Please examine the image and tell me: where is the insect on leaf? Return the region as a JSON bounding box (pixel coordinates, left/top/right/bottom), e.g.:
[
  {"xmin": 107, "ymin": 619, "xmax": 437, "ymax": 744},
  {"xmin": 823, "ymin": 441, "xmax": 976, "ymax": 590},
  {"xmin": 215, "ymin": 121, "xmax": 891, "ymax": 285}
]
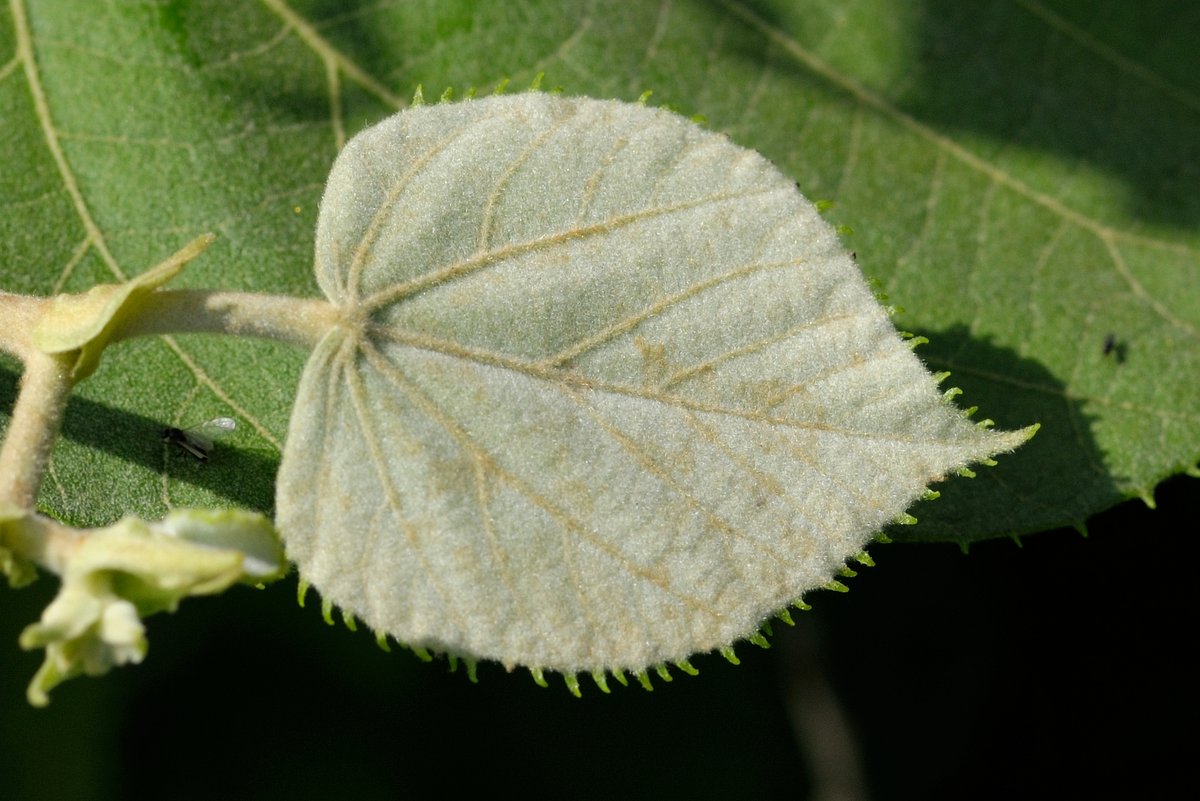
[
  {"xmin": 162, "ymin": 417, "xmax": 237, "ymax": 462},
  {"xmin": 276, "ymin": 92, "xmax": 1034, "ymax": 676}
]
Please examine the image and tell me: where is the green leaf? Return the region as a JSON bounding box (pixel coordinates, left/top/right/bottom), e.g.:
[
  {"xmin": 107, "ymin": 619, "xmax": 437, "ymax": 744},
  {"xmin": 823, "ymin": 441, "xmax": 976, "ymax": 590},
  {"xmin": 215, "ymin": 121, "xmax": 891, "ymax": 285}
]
[
  {"xmin": 1, "ymin": 1, "xmax": 1196, "ymax": 548},
  {"xmin": 277, "ymin": 93, "xmax": 1030, "ymax": 672}
]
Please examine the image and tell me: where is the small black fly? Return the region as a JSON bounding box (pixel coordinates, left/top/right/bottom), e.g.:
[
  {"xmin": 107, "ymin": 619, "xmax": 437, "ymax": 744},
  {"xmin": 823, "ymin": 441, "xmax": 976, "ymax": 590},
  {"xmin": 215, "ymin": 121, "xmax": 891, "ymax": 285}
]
[
  {"xmin": 1102, "ymin": 333, "xmax": 1127, "ymax": 364},
  {"xmin": 162, "ymin": 417, "xmax": 236, "ymax": 462}
]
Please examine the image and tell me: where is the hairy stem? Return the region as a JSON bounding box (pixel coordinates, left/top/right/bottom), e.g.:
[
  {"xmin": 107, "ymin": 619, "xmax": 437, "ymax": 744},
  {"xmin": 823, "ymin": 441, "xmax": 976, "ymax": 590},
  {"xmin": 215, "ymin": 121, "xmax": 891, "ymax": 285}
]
[
  {"xmin": 0, "ymin": 349, "xmax": 73, "ymax": 509},
  {"xmin": 0, "ymin": 291, "xmax": 45, "ymax": 361},
  {"xmin": 0, "ymin": 283, "xmax": 335, "ymax": 519},
  {"xmin": 118, "ymin": 290, "xmax": 339, "ymax": 350}
]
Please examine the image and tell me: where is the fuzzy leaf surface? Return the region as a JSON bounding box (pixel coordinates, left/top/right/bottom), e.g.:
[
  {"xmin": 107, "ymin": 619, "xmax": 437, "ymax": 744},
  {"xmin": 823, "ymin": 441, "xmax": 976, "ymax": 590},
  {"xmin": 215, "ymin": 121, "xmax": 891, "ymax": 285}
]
[{"xmin": 276, "ymin": 93, "xmax": 1030, "ymax": 670}]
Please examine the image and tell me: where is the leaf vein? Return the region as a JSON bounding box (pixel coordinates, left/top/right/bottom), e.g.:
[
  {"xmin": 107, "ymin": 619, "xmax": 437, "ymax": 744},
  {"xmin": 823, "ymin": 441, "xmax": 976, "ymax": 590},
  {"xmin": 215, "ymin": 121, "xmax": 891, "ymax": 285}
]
[
  {"xmin": 344, "ymin": 114, "xmax": 498, "ymax": 302},
  {"xmin": 659, "ymin": 309, "xmax": 866, "ymax": 391},
  {"xmin": 562, "ymin": 384, "xmax": 792, "ymax": 574},
  {"xmin": 478, "ymin": 104, "xmax": 580, "ymax": 253},
  {"xmin": 575, "ymin": 130, "xmax": 632, "ymax": 224},
  {"xmin": 369, "ymin": 325, "xmax": 986, "ymax": 445},
  {"xmin": 357, "ymin": 340, "xmax": 604, "ymax": 647},
  {"xmin": 361, "ymin": 184, "xmax": 788, "ymax": 312},
  {"xmin": 1015, "ymin": 0, "xmax": 1200, "ymax": 113},
  {"xmin": 717, "ymin": 0, "xmax": 1199, "ymax": 258},
  {"xmin": 348, "ymin": 337, "xmax": 471, "ymax": 635},
  {"xmin": 541, "ymin": 255, "xmax": 812, "ymax": 368},
  {"xmin": 359, "ymin": 339, "xmax": 727, "ymax": 630},
  {"xmin": 258, "ymin": 0, "xmax": 403, "ymax": 109},
  {"xmin": 291, "ymin": 332, "xmax": 344, "ymax": 583}
]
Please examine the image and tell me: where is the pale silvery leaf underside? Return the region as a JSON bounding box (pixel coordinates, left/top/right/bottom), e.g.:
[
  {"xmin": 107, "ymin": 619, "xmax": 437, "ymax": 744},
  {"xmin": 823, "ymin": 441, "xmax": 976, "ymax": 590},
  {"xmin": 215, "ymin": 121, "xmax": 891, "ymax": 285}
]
[{"xmin": 277, "ymin": 92, "xmax": 1032, "ymax": 675}]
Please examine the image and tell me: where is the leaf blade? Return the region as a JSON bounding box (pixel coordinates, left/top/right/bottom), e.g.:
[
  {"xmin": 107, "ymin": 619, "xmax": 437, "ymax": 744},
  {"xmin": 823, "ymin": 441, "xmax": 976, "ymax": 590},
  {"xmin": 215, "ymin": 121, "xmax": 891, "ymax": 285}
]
[{"xmin": 278, "ymin": 93, "xmax": 1030, "ymax": 671}]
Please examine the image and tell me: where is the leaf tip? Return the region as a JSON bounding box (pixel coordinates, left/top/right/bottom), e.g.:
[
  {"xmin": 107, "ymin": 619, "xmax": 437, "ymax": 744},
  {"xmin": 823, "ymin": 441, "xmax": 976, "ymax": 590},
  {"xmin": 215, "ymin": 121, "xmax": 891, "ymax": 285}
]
[
  {"xmin": 903, "ymin": 334, "xmax": 929, "ymax": 350},
  {"xmin": 529, "ymin": 666, "xmax": 549, "ymax": 688},
  {"xmin": 747, "ymin": 631, "xmax": 771, "ymax": 650},
  {"xmin": 1137, "ymin": 488, "xmax": 1157, "ymax": 510}
]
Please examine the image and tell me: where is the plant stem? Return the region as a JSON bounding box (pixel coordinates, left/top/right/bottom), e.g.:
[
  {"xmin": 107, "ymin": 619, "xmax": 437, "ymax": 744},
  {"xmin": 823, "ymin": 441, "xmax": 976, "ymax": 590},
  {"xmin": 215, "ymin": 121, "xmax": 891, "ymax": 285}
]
[
  {"xmin": 0, "ymin": 284, "xmax": 336, "ymax": 517},
  {"xmin": 116, "ymin": 290, "xmax": 339, "ymax": 350},
  {"xmin": 0, "ymin": 349, "xmax": 73, "ymax": 510},
  {"xmin": 0, "ymin": 291, "xmax": 45, "ymax": 361}
]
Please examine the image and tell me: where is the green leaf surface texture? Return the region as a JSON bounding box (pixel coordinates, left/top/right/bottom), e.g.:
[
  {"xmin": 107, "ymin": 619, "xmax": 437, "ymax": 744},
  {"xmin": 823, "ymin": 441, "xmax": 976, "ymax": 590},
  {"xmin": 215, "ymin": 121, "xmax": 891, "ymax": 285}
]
[
  {"xmin": 278, "ymin": 93, "xmax": 1028, "ymax": 671},
  {"xmin": 1, "ymin": 1, "xmax": 1197, "ymax": 548}
]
